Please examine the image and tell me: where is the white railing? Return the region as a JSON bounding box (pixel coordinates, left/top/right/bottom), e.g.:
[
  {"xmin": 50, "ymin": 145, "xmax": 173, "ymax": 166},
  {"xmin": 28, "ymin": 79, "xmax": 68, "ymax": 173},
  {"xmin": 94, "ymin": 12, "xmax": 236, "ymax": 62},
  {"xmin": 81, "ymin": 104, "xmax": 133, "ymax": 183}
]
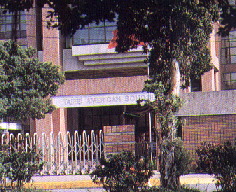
[{"xmin": 0, "ymin": 130, "xmax": 104, "ymax": 175}]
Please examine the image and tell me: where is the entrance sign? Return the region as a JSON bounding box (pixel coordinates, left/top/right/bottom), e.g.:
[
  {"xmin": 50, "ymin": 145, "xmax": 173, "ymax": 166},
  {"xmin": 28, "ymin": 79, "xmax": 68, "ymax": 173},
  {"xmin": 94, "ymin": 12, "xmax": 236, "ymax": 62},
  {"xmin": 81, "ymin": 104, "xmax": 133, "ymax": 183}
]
[{"xmin": 52, "ymin": 92, "xmax": 155, "ymax": 108}]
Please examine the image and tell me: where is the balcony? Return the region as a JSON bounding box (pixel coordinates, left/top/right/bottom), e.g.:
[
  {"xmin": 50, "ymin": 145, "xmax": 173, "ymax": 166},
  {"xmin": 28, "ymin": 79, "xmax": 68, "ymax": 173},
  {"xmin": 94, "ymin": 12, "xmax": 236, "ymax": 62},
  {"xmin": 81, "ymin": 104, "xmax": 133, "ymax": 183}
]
[
  {"xmin": 63, "ymin": 44, "xmax": 148, "ymax": 79},
  {"xmin": 71, "ymin": 44, "xmax": 146, "ymax": 65}
]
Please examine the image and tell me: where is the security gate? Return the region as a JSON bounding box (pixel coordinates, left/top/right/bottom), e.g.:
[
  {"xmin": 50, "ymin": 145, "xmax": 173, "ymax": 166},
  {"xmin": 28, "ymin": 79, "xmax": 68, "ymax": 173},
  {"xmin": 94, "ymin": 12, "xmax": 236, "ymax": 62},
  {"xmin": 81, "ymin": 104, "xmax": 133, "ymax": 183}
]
[
  {"xmin": 0, "ymin": 130, "xmax": 103, "ymax": 175},
  {"xmin": 0, "ymin": 130, "xmax": 157, "ymax": 175}
]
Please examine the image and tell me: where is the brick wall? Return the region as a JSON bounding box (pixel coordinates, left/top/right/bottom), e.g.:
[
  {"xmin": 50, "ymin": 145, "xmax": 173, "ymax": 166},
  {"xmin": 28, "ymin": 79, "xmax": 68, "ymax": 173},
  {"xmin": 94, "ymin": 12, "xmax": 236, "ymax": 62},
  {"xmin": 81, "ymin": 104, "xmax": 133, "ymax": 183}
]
[
  {"xmin": 103, "ymin": 125, "xmax": 135, "ymax": 155},
  {"xmin": 57, "ymin": 76, "xmax": 147, "ymax": 96},
  {"xmin": 182, "ymin": 114, "xmax": 236, "ymax": 159}
]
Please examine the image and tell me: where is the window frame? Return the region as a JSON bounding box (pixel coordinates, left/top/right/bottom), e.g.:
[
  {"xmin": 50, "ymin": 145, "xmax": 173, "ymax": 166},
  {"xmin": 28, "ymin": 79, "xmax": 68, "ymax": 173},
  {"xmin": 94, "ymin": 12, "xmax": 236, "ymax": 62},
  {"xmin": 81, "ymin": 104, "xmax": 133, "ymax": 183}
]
[
  {"xmin": 0, "ymin": 9, "xmax": 27, "ymax": 39},
  {"xmin": 72, "ymin": 20, "xmax": 117, "ymax": 46},
  {"xmin": 223, "ymin": 72, "xmax": 236, "ymax": 89}
]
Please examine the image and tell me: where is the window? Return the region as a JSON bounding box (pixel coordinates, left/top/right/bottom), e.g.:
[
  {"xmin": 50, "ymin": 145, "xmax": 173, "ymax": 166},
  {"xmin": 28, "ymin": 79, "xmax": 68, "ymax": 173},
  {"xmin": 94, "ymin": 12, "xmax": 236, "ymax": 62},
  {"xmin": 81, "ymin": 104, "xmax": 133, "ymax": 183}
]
[
  {"xmin": 72, "ymin": 21, "xmax": 116, "ymax": 45},
  {"xmin": 0, "ymin": 10, "xmax": 26, "ymax": 40},
  {"xmin": 229, "ymin": 0, "xmax": 236, "ymax": 5},
  {"xmin": 191, "ymin": 78, "xmax": 202, "ymax": 92},
  {"xmin": 221, "ymin": 30, "xmax": 236, "ymax": 65},
  {"xmin": 223, "ymin": 72, "xmax": 236, "ymax": 89},
  {"xmin": 78, "ymin": 106, "xmax": 123, "ymax": 131}
]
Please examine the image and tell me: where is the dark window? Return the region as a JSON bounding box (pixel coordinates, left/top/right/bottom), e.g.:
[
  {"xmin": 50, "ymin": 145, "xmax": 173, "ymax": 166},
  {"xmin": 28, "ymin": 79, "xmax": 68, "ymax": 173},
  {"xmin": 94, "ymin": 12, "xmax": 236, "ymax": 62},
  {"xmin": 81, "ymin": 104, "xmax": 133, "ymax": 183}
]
[
  {"xmin": 72, "ymin": 21, "xmax": 116, "ymax": 45},
  {"xmin": 221, "ymin": 30, "xmax": 236, "ymax": 65},
  {"xmin": 0, "ymin": 9, "xmax": 26, "ymax": 40},
  {"xmin": 36, "ymin": 4, "xmax": 43, "ymax": 51},
  {"xmin": 223, "ymin": 72, "xmax": 236, "ymax": 89},
  {"xmin": 176, "ymin": 117, "xmax": 182, "ymax": 138},
  {"xmin": 78, "ymin": 106, "xmax": 123, "ymax": 131},
  {"xmin": 76, "ymin": 105, "xmax": 149, "ymax": 132},
  {"xmin": 191, "ymin": 78, "xmax": 202, "ymax": 92}
]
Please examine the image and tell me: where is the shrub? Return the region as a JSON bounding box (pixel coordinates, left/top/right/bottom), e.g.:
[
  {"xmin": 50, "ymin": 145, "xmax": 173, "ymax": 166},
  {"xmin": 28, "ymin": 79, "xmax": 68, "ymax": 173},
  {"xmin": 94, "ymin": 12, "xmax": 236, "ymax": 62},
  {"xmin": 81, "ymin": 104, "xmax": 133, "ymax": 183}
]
[
  {"xmin": 172, "ymin": 138, "xmax": 192, "ymax": 176},
  {"xmin": 90, "ymin": 151, "xmax": 154, "ymax": 192},
  {"xmin": 196, "ymin": 141, "xmax": 236, "ymax": 192},
  {"xmin": 0, "ymin": 143, "xmax": 43, "ymax": 190}
]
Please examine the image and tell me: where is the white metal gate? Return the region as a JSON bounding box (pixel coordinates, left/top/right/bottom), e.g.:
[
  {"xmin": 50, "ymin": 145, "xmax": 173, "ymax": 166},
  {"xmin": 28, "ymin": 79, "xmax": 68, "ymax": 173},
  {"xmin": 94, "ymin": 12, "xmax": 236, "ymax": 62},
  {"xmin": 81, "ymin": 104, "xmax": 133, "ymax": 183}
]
[{"xmin": 0, "ymin": 130, "xmax": 104, "ymax": 175}]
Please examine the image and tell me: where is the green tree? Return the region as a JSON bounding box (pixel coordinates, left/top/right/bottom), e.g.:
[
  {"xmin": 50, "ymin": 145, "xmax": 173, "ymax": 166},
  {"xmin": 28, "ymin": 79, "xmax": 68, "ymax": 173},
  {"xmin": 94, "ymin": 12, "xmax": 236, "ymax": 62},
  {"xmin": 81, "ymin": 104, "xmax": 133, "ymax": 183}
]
[
  {"xmin": 45, "ymin": 0, "xmax": 232, "ymax": 190},
  {"xmin": 0, "ymin": 0, "xmax": 33, "ymax": 12},
  {"xmin": 0, "ymin": 41, "xmax": 64, "ymax": 121},
  {"xmin": 0, "ymin": 143, "xmax": 43, "ymax": 189},
  {"xmin": 196, "ymin": 141, "xmax": 236, "ymax": 192},
  {"xmin": 32, "ymin": 0, "xmax": 234, "ymax": 190},
  {"xmin": 0, "ymin": 1, "xmax": 235, "ymax": 37},
  {"xmin": 91, "ymin": 151, "xmax": 154, "ymax": 192}
]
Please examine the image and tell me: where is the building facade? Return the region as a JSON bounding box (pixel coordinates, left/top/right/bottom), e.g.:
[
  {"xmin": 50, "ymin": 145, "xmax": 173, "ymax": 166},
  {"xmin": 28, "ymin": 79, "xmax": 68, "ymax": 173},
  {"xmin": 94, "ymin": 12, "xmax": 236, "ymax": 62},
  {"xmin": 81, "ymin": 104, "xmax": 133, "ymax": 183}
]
[{"xmin": 0, "ymin": 3, "xmax": 236, "ymax": 159}]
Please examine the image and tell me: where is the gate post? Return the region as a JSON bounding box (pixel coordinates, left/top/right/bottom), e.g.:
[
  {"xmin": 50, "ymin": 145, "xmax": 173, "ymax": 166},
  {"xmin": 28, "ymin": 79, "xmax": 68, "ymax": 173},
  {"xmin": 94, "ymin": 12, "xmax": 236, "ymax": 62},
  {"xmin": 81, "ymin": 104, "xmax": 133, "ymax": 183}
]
[{"xmin": 103, "ymin": 125, "xmax": 135, "ymax": 156}]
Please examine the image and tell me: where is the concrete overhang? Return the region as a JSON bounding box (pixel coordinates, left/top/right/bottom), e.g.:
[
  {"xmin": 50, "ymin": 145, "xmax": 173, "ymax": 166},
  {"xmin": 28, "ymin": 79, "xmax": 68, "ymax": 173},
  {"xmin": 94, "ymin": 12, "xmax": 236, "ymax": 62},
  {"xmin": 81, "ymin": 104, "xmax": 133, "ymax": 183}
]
[
  {"xmin": 72, "ymin": 44, "xmax": 147, "ymax": 66},
  {"xmin": 177, "ymin": 90, "xmax": 236, "ymax": 116}
]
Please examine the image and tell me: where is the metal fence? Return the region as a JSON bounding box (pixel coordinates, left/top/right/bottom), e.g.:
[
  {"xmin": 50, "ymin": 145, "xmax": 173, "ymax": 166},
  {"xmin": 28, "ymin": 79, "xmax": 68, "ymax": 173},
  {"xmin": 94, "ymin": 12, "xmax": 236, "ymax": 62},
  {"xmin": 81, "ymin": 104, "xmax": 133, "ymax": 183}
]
[
  {"xmin": 0, "ymin": 130, "xmax": 104, "ymax": 175},
  {"xmin": 0, "ymin": 131, "xmax": 158, "ymax": 175}
]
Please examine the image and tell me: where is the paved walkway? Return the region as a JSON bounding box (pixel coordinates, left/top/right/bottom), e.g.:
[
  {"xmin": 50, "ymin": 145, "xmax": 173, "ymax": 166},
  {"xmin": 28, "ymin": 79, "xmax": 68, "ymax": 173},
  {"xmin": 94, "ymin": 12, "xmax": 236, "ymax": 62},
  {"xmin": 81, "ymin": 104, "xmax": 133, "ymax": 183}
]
[{"xmin": 24, "ymin": 173, "xmax": 218, "ymax": 192}]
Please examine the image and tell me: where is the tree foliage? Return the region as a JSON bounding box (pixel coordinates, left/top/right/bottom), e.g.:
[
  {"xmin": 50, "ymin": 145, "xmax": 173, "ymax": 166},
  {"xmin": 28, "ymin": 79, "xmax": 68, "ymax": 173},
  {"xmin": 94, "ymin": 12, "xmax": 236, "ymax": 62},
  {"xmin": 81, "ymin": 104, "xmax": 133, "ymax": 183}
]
[
  {"xmin": 196, "ymin": 141, "xmax": 236, "ymax": 192},
  {"xmin": 4, "ymin": 0, "xmax": 229, "ymax": 90},
  {"xmin": 0, "ymin": 1, "xmax": 234, "ymax": 90},
  {"xmin": 0, "ymin": 141, "xmax": 43, "ymax": 189},
  {"xmin": 1, "ymin": 0, "xmax": 235, "ymax": 190},
  {"xmin": 91, "ymin": 151, "xmax": 154, "ymax": 192},
  {"xmin": 0, "ymin": 1, "xmax": 235, "ymax": 39},
  {"xmin": 0, "ymin": 0, "xmax": 33, "ymax": 12},
  {"xmin": 16, "ymin": 0, "xmax": 233, "ymax": 189},
  {"xmin": 0, "ymin": 41, "xmax": 64, "ymax": 121}
]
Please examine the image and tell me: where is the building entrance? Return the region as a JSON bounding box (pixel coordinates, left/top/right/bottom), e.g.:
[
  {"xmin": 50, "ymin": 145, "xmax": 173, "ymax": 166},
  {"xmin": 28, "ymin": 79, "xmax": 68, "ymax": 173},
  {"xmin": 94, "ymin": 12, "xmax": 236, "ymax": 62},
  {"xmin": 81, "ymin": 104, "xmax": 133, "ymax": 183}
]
[{"xmin": 67, "ymin": 105, "xmax": 153, "ymax": 142}]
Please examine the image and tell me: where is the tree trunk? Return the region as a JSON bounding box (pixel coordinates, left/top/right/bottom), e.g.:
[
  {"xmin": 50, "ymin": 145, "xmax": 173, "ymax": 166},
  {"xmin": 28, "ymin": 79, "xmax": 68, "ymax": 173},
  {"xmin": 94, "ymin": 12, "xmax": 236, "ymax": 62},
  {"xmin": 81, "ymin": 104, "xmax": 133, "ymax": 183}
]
[
  {"xmin": 169, "ymin": 59, "xmax": 181, "ymax": 97},
  {"xmin": 159, "ymin": 129, "xmax": 181, "ymax": 190},
  {"xmin": 159, "ymin": 59, "xmax": 181, "ymax": 190}
]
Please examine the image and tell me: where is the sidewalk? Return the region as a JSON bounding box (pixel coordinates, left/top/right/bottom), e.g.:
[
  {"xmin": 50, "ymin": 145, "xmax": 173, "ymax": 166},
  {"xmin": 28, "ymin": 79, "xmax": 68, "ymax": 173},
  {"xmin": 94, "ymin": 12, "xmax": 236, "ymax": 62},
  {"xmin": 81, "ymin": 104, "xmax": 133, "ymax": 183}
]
[
  {"xmin": 26, "ymin": 175, "xmax": 101, "ymax": 190},
  {"xmin": 24, "ymin": 173, "xmax": 217, "ymax": 191}
]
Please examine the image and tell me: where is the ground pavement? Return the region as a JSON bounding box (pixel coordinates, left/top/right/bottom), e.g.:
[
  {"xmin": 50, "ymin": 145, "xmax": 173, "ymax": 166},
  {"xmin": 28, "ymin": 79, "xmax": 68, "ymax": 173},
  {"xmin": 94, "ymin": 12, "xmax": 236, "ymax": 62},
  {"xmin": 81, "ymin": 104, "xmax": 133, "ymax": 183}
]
[{"xmin": 25, "ymin": 173, "xmax": 218, "ymax": 192}]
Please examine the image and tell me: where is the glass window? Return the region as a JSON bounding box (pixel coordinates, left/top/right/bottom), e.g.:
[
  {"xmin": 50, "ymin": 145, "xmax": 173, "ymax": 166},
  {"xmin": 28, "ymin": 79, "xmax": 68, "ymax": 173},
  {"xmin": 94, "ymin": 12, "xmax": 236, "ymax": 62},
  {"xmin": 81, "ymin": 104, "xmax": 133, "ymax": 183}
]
[
  {"xmin": 72, "ymin": 20, "xmax": 116, "ymax": 45},
  {"xmin": 78, "ymin": 106, "xmax": 123, "ymax": 131},
  {"xmin": 0, "ymin": 9, "xmax": 26, "ymax": 39},
  {"xmin": 223, "ymin": 72, "xmax": 236, "ymax": 89},
  {"xmin": 224, "ymin": 73, "xmax": 230, "ymax": 81},
  {"xmin": 231, "ymin": 55, "xmax": 236, "ymax": 63},
  {"xmin": 191, "ymin": 78, "xmax": 202, "ymax": 92},
  {"xmin": 231, "ymin": 72, "xmax": 236, "ymax": 80},
  {"xmin": 221, "ymin": 30, "xmax": 236, "ymax": 64}
]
